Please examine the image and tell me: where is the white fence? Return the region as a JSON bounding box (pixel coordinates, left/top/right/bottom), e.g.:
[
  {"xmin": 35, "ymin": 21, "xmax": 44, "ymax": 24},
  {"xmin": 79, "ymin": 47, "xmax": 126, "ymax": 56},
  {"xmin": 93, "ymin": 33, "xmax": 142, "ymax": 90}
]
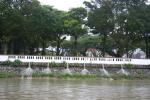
[{"xmin": 0, "ymin": 55, "xmax": 150, "ymax": 65}]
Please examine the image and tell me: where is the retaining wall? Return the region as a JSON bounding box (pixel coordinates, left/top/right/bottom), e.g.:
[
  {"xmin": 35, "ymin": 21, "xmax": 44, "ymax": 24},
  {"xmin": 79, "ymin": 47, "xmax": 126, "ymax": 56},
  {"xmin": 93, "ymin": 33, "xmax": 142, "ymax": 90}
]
[{"xmin": 0, "ymin": 64, "xmax": 150, "ymax": 76}]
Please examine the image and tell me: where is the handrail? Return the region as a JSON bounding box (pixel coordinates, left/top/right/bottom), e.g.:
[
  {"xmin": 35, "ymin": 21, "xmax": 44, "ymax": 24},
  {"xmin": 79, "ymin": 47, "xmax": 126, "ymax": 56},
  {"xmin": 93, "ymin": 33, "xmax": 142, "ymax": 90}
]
[{"xmin": 0, "ymin": 55, "xmax": 149, "ymax": 65}]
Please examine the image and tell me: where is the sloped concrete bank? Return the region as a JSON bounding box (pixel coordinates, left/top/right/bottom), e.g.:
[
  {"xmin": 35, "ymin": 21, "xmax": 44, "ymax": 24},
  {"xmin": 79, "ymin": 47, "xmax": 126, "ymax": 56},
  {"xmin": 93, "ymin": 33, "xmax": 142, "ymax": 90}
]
[{"xmin": 0, "ymin": 64, "xmax": 150, "ymax": 76}]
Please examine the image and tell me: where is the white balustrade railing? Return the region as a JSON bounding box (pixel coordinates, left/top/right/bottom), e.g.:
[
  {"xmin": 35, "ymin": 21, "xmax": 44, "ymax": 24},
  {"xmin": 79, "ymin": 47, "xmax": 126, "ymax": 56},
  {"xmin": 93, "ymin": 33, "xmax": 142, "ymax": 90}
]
[{"xmin": 0, "ymin": 55, "xmax": 150, "ymax": 65}]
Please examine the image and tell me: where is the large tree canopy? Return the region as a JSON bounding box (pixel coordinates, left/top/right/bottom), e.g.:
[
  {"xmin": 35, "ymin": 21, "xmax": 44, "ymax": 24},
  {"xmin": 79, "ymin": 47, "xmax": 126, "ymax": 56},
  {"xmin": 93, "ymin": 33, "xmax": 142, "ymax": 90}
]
[
  {"xmin": 0, "ymin": 0, "xmax": 149, "ymax": 58},
  {"xmin": 84, "ymin": 0, "xmax": 150, "ymax": 58}
]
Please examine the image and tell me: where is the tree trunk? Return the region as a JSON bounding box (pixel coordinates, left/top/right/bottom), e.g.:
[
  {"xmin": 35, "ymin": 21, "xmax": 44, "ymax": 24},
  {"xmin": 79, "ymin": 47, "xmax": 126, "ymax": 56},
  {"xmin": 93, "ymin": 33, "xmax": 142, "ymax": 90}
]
[
  {"xmin": 42, "ymin": 41, "xmax": 46, "ymax": 55},
  {"xmin": 144, "ymin": 36, "xmax": 149, "ymax": 58},
  {"xmin": 74, "ymin": 36, "xmax": 78, "ymax": 56},
  {"xmin": 74, "ymin": 36, "xmax": 78, "ymax": 49},
  {"xmin": 125, "ymin": 32, "xmax": 129, "ymax": 58},
  {"xmin": 3, "ymin": 43, "xmax": 8, "ymax": 54},
  {"xmin": 29, "ymin": 46, "xmax": 34, "ymax": 55},
  {"xmin": 126, "ymin": 45, "xmax": 129, "ymax": 58},
  {"xmin": 56, "ymin": 38, "xmax": 60, "ymax": 56},
  {"xmin": 22, "ymin": 41, "xmax": 26, "ymax": 55},
  {"xmin": 0, "ymin": 43, "xmax": 2, "ymax": 54},
  {"xmin": 23, "ymin": 45, "xmax": 26, "ymax": 55},
  {"xmin": 36, "ymin": 46, "xmax": 39, "ymax": 55},
  {"xmin": 10, "ymin": 42, "xmax": 14, "ymax": 54},
  {"xmin": 102, "ymin": 33, "xmax": 106, "ymax": 57}
]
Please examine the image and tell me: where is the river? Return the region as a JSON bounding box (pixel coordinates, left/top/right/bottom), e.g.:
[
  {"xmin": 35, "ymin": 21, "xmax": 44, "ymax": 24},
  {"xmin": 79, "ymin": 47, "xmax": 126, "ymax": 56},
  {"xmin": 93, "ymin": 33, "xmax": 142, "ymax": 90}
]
[{"xmin": 0, "ymin": 78, "xmax": 150, "ymax": 100}]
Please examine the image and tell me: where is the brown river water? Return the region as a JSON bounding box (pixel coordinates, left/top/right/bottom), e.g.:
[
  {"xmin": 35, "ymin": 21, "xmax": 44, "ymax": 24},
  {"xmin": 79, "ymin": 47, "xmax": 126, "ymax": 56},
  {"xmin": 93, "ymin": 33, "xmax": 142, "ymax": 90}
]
[{"xmin": 0, "ymin": 78, "xmax": 150, "ymax": 100}]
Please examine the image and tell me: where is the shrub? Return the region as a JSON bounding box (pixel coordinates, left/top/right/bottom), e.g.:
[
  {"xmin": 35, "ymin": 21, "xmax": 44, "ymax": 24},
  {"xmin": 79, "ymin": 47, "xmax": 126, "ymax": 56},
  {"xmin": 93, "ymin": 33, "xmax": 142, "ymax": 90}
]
[
  {"xmin": 74, "ymin": 63, "xmax": 80, "ymax": 67},
  {"xmin": 62, "ymin": 61, "xmax": 67, "ymax": 67},
  {"xmin": 50, "ymin": 62, "xmax": 57, "ymax": 67},
  {"xmin": 0, "ymin": 72, "xmax": 17, "ymax": 78},
  {"xmin": 12, "ymin": 59, "xmax": 22, "ymax": 67},
  {"xmin": 124, "ymin": 64, "xmax": 134, "ymax": 69},
  {"xmin": 1, "ymin": 60, "xmax": 12, "ymax": 66}
]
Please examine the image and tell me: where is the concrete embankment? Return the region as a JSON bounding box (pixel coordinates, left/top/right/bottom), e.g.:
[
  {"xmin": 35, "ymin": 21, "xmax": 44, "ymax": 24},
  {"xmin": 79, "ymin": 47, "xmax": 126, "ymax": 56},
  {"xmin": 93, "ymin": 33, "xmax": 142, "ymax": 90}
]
[{"xmin": 0, "ymin": 64, "xmax": 150, "ymax": 76}]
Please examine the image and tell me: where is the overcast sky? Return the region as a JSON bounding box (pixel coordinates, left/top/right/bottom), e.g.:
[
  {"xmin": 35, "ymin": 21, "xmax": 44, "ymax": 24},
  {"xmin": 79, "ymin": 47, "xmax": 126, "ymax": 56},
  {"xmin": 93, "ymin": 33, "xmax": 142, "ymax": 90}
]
[{"xmin": 38, "ymin": 0, "xmax": 90, "ymax": 11}]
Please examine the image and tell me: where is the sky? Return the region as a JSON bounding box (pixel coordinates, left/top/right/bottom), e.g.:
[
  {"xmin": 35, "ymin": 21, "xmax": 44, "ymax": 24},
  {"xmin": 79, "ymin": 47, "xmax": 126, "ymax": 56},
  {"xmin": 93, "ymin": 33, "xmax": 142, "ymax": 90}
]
[{"xmin": 38, "ymin": 0, "xmax": 90, "ymax": 11}]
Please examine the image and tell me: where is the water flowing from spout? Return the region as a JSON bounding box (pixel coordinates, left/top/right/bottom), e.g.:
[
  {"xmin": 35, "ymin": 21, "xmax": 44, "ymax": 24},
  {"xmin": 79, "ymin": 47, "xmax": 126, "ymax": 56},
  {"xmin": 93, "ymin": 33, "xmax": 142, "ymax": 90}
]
[
  {"xmin": 100, "ymin": 65, "xmax": 110, "ymax": 76},
  {"xmin": 117, "ymin": 65, "xmax": 129, "ymax": 75},
  {"xmin": 63, "ymin": 63, "xmax": 71, "ymax": 74},
  {"xmin": 81, "ymin": 63, "xmax": 89, "ymax": 75},
  {"xmin": 21, "ymin": 63, "xmax": 33, "ymax": 78},
  {"xmin": 43, "ymin": 63, "xmax": 51, "ymax": 74}
]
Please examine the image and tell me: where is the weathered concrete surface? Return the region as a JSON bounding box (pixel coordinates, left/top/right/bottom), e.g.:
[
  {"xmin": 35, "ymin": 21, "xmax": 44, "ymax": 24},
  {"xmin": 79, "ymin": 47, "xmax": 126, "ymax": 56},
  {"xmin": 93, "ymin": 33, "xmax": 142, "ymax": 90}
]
[{"xmin": 0, "ymin": 64, "xmax": 150, "ymax": 76}]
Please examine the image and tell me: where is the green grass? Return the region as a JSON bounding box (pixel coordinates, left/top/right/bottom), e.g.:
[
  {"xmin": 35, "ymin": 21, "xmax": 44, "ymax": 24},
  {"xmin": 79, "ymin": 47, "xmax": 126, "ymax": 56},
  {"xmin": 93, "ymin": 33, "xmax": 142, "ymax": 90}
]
[
  {"xmin": 0, "ymin": 72, "xmax": 18, "ymax": 78},
  {"xmin": 111, "ymin": 74, "xmax": 150, "ymax": 80},
  {"xmin": 1, "ymin": 71, "xmax": 150, "ymax": 80},
  {"xmin": 32, "ymin": 72, "xmax": 98, "ymax": 79},
  {"xmin": 32, "ymin": 73, "xmax": 55, "ymax": 77}
]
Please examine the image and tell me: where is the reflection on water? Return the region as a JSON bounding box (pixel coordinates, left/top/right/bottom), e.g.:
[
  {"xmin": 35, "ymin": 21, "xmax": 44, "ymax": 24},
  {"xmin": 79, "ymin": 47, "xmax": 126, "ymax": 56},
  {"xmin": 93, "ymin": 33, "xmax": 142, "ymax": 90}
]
[{"xmin": 0, "ymin": 79, "xmax": 150, "ymax": 100}]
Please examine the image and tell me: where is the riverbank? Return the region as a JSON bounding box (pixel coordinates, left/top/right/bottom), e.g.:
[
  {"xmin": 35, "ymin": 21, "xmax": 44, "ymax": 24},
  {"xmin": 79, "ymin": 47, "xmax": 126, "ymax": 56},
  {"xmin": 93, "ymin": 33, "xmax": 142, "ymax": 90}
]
[
  {"xmin": 0, "ymin": 63, "xmax": 150, "ymax": 80},
  {"xmin": 1, "ymin": 72, "xmax": 150, "ymax": 80}
]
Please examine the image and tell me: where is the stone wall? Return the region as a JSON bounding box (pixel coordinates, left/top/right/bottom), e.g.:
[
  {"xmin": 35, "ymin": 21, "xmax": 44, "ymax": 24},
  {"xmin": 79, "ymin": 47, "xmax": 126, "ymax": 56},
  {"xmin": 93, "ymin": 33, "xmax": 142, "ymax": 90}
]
[{"xmin": 0, "ymin": 64, "xmax": 150, "ymax": 76}]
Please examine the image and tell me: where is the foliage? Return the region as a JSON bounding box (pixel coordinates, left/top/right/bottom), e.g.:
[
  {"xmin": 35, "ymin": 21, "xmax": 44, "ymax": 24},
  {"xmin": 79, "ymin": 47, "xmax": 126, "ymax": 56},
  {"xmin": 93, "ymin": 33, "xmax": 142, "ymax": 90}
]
[
  {"xmin": 84, "ymin": 0, "xmax": 150, "ymax": 58},
  {"xmin": 123, "ymin": 64, "xmax": 134, "ymax": 69},
  {"xmin": 49, "ymin": 62, "xmax": 66, "ymax": 67},
  {"xmin": 64, "ymin": 7, "xmax": 87, "ymax": 55},
  {"xmin": 0, "ymin": 59, "xmax": 22, "ymax": 67},
  {"xmin": 84, "ymin": 0, "xmax": 114, "ymax": 57},
  {"xmin": 62, "ymin": 61, "xmax": 67, "ymax": 67},
  {"xmin": 49, "ymin": 62, "xmax": 57, "ymax": 67},
  {"xmin": 1, "ymin": 60, "xmax": 12, "ymax": 66},
  {"xmin": 0, "ymin": 0, "xmax": 150, "ymax": 58},
  {"xmin": 12, "ymin": 59, "xmax": 22, "ymax": 67},
  {"xmin": 63, "ymin": 34, "xmax": 101, "ymax": 56}
]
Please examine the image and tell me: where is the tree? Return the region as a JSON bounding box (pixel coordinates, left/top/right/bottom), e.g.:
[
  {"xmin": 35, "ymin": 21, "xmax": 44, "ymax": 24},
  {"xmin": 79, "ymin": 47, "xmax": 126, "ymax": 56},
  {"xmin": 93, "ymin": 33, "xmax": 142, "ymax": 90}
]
[
  {"xmin": 15, "ymin": 0, "xmax": 41, "ymax": 54},
  {"xmin": 111, "ymin": 0, "xmax": 149, "ymax": 58},
  {"xmin": 84, "ymin": 0, "xmax": 114, "ymax": 57},
  {"xmin": 84, "ymin": 0, "xmax": 149, "ymax": 58},
  {"xmin": 135, "ymin": 4, "xmax": 150, "ymax": 58},
  {"xmin": 0, "ymin": 0, "xmax": 22, "ymax": 54},
  {"xmin": 66, "ymin": 7, "xmax": 87, "ymax": 55},
  {"xmin": 52, "ymin": 10, "xmax": 67, "ymax": 56},
  {"xmin": 0, "ymin": 0, "xmax": 58, "ymax": 55},
  {"xmin": 62, "ymin": 34, "xmax": 101, "ymax": 56},
  {"xmin": 33, "ymin": 5, "xmax": 57, "ymax": 55}
]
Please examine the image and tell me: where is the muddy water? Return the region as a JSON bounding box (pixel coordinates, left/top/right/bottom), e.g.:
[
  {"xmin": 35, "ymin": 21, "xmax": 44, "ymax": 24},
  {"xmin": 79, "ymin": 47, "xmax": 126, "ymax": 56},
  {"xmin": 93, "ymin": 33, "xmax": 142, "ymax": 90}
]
[{"xmin": 0, "ymin": 79, "xmax": 150, "ymax": 100}]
